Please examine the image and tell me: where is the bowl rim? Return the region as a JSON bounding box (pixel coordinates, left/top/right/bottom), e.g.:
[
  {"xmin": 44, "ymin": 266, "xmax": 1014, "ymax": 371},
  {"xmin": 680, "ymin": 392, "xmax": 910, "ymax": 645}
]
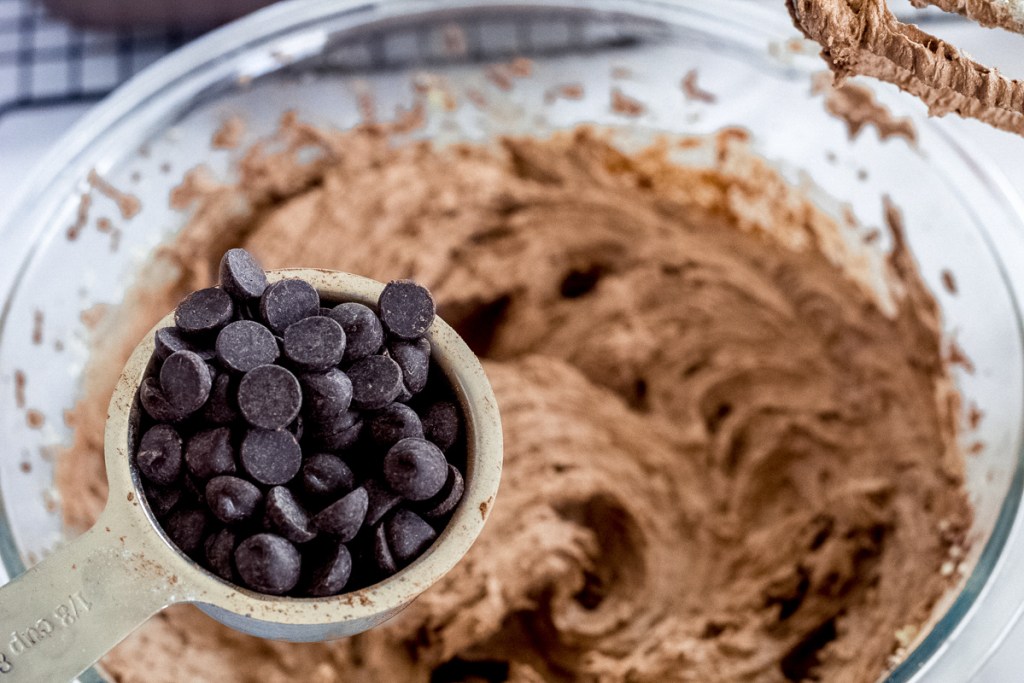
[{"xmin": 0, "ymin": 0, "xmax": 1021, "ymax": 680}]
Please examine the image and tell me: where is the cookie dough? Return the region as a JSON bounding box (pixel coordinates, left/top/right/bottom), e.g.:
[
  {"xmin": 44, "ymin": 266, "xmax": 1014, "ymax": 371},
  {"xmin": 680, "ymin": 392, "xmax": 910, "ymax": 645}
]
[
  {"xmin": 57, "ymin": 120, "xmax": 970, "ymax": 682},
  {"xmin": 788, "ymin": 0, "xmax": 1024, "ymax": 134},
  {"xmin": 911, "ymin": 0, "xmax": 1024, "ymax": 34}
]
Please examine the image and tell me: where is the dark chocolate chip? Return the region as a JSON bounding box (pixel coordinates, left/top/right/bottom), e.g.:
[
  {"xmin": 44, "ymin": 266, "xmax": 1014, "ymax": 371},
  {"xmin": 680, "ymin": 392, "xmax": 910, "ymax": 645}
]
[
  {"xmin": 420, "ymin": 465, "xmax": 465, "ymax": 520},
  {"xmin": 216, "ymin": 320, "xmax": 279, "ymax": 374},
  {"xmin": 264, "ymin": 486, "xmax": 317, "ymax": 544},
  {"xmin": 421, "ymin": 401, "xmax": 461, "ymax": 452},
  {"xmin": 175, "ymin": 287, "xmax": 235, "ymax": 336},
  {"xmin": 319, "ymin": 307, "xmax": 333, "ymax": 317},
  {"xmin": 301, "ymin": 453, "xmax": 355, "ymax": 499},
  {"xmin": 327, "ymin": 303, "xmax": 384, "ymax": 361},
  {"xmin": 140, "ymin": 377, "xmax": 186, "ymax": 422},
  {"xmin": 238, "ymin": 364, "xmax": 302, "ymax": 430},
  {"xmin": 308, "ymin": 543, "xmax": 352, "ymax": 597},
  {"xmin": 160, "ymin": 350, "xmax": 213, "ymax": 414},
  {"xmin": 389, "ymin": 338, "xmax": 430, "ymax": 394},
  {"xmin": 240, "ymin": 428, "xmax": 302, "ymax": 485},
  {"xmin": 185, "ymin": 427, "xmax": 237, "ymax": 480},
  {"xmin": 202, "ymin": 373, "xmax": 239, "ymax": 425},
  {"xmin": 348, "ymin": 355, "xmax": 403, "ymax": 410},
  {"xmin": 383, "ymin": 438, "xmax": 448, "ymax": 501},
  {"xmin": 300, "ymin": 369, "xmax": 353, "ymax": 425},
  {"xmin": 378, "ymin": 280, "xmax": 435, "ymax": 340},
  {"xmin": 368, "ymin": 403, "xmax": 424, "ymax": 449},
  {"xmin": 385, "ymin": 509, "xmax": 437, "ymax": 566},
  {"xmin": 363, "ymin": 478, "xmax": 402, "ymax": 528},
  {"xmin": 283, "ymin": 316, "xmax": 346, "ymax": 372},
  {"xmin": 206, "ymin": 476, "xmax": 262, "ymax": 524},
  {"xmin": 394, "ymin": 383, "xmax": 413, "ymax": 404},
  {"xmin": 373, "ymin": 524, "xmax": 398, "ymax": 575},
  {"xmin": 235, "ymin": 533, "xmax": 301, "ymax": 595},
  {"xmin": 313, "ymin": 487, "xmax": 368, "ymax": 542},
  {"xmin": 205, "ymin": 528, "xmax": 238, "ymax": 581},
  {"xmin": 154, "ymin": 327, "xmax": 196, "ymax": 361},
  {"xmin": 136, "ymin": 424, "xmax": 183, "ymax": 486},
  {"xmin": 219, "ymin": 249, "xmax": 269, "ymax": 301},
  {"xmin": 260, "ymin": 279, "xmax": 320, "ymax": 334},
  {"xmin": 165, "ymin": 507, "xmax": 209, "ymax": 556},
  {"xmin": 144, "ymin": 482, "xmax": 182, "ymax": 518},
  {"xmin": 308, "ymin": 413, "xmax": 363, "ymax": 452}
]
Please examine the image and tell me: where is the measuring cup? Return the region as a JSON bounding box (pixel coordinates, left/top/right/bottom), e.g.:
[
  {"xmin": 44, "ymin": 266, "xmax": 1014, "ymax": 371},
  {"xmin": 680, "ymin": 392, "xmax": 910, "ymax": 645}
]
[{"xmin": 0, "ymin": 269, "xmax": 503, "ymax": 682}]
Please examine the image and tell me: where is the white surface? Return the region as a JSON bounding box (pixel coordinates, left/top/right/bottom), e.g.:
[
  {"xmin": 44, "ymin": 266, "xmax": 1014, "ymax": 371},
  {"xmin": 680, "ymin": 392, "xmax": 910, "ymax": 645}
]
[{"xmin": 2, "ymin": 3, "xmax": 1024, "ymax": 681}]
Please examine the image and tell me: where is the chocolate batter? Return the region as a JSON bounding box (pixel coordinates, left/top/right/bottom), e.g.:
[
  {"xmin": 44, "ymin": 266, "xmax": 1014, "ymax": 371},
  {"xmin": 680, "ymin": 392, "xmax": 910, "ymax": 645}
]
[{"xmin": 56, "ymin": 119, "xmax": 970, "ymax": 682}]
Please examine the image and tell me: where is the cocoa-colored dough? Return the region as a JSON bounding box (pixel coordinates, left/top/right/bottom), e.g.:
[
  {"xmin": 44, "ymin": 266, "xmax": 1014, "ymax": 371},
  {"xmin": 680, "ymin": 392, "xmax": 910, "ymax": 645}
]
[
  {"xmin": 911, "ymin": 0, "xmax": 1024, "ymax": 34},
  {"xmin": 787, "ymin": 0, "xmax": 1024, "ymax": 135},
  {"xmin": 812, "ymin": 72, "xmax": 918, "ymax": 145},
  {"xmin": 56, "ymin": 120, "xmax": 970, "ymax": 682}
]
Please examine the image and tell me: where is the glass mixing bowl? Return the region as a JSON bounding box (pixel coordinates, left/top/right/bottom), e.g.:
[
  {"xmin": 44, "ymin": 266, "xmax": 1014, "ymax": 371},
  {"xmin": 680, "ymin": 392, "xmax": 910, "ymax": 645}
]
[{"xmin": 1, "ymin": 1, "xmax": 1024, "ymax": 681}]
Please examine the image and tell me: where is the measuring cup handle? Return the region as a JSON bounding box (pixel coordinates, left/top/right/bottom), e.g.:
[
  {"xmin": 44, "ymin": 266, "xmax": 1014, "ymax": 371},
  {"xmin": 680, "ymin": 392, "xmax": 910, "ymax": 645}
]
[{"xmin": 0, "ymin": 509, "xmax": 174, "ymax": 682}]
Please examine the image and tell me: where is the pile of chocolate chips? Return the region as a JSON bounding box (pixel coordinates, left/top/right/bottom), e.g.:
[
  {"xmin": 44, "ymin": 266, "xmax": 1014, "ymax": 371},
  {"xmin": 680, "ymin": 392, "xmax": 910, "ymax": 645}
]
[{"xmin": 133, "ymin": 248, "xmax": 465, "ymax": 597}]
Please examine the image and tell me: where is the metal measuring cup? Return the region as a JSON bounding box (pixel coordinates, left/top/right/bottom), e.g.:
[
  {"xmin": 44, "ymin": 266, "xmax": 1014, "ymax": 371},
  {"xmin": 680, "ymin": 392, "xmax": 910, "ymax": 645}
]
[{"xmin": 0, "ymin": 269, "xmax": 503, "ymax": 682}]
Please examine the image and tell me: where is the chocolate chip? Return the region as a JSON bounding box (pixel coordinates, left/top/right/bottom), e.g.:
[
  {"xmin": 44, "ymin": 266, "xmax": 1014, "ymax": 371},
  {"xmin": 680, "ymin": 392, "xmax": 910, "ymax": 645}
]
[
  {"xmin": 313, "ymin": 487, "xmax": 368, "ymax": 542},
  {"xmin": 327, "ymin": 303, "xmax": 383, "ymax": 361},
  {"xmin": 383, "ymin": 438, "xmax": 448, "ymax": 501},
  {"xmin": 185, "ymin": 427, "xmax": 236, "ymax": 480},
  {"xmin": 154, "ymin": 327, "xmax": 196, "ymax": 361},
  {"xmin": 206, "ymin": 476, "xmax": 262, "ymax": 524},
  {"xmin": 348, "ymin": 355, "xmax": 403, "ymax": 410},
  {"xmin": 378, "ymin": 280, "xmax": 435, "ymax": 340},
  {"xmin": 144, "ymin": 482, "xmax": 182, "ymax": 518},
  {"xmin": 216, "ymin": 320, "xmax": 279, "ymax": 373},
  {"xmin": 205, "ymin": 528, "xmax": 238, "ymax": 581},
  {"xmin": 373, "ymin": 524, "xmax": 398, "ymax": 575},
  {"xmin": 160, "ymin": 350, "xmax": 213, "ymax": 415},
  {"xmin": 368, "ymin": 403, "xmax": 424, "ymax": 449},
  {"xmin": 385, "ymin": 509, "xmax": 437, "ymax": 566},
  {"xmin": 264, "ymin": 486, "xmax": 317, "ymax": 543},
  {"xmin": 301, "ymin": 453, "xmax": 355, "ymax": 499},
  {"xmin": 394, "ymin": 383, "xmax": 413, "ymax": 404},
  {"xmin": 283, "ymin": 316, "xmax": 346, "ymax": 371},
  {"xmin": 308, "ymin": 413, "xmax": 363, "ymax": 452},
  {"xmin": 420, "ymin": 465, "xmax": 465, "ymax": 520},
  {"xmin": 202, "ymin": 373, "xmax": 239, "ymax": 425},
  {"xmin": 140, "ymin": 377, "xmax": 186, "ymax": 422},
  {"xmin": 175, "ymin": 287, "xmax": 235, "ymax": 337},
  {"xmin": 136, "ymin": 424, "xmax": 183, "ymax": 486},
  {"xmin": 240, "ymin": 428, "xmax": 302, "ymax": 485},
  {"xmin": 300, "ymin": 369, "xmax": 353, "ymax": 425},
  {"xmin": 389, "ymin": 338, "xmax": 430, "ymax": 394},
  {"xmin": 421, "ymin": 401, "xmax": 461, "ymax": 452},
  {"xmin": 238, "ymin": 364, "xmax": 302, "ymax": 430},
  {"xmin": 308, "ymin": 543, "xmax": 353, "ymax": 597},
  {"xmin": 260, "ymin": 279, "xmax": 320, "ymax": 334},
  {"xmin": 220, "ymin": 248, "xmax": 269, "ymax": 301},
  {"xmin": 363, "ymin": 478, "xmax": 402, "ymax": 528},
  {"xmin": 165, "ymin": 507, "xmax": 209, "ymax": 556},
  {"xmin": 235, "ymin": 534, "xmax": 301, "ymax": 595}
]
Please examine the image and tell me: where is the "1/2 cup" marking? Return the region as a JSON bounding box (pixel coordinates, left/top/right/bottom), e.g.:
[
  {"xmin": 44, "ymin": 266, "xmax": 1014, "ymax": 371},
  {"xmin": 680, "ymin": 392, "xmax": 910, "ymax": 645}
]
[{"xmin": 0, "ymin": 591, "xmax": 92, "ymax": 674}]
